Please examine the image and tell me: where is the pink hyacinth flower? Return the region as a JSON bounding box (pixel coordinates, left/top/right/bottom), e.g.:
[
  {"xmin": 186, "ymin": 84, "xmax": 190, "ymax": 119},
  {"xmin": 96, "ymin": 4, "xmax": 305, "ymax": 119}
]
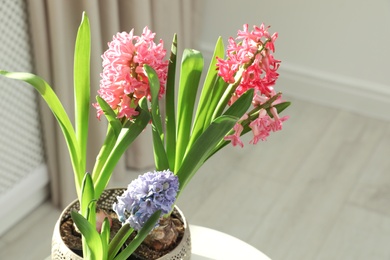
[
  {"xmin": 94, "ymin": 27, "xmax": 168, "ymax": 120},
  {"xmin": 216, "ymin": 24, "xmax": 280, "ymax": 106}
]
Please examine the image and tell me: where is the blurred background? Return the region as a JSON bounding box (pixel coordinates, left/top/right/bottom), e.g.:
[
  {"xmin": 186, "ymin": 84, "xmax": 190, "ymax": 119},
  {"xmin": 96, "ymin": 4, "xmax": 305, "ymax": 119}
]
[{"xmin": 0, "ymin": 0, "xmax": 389, "ymax": 259}]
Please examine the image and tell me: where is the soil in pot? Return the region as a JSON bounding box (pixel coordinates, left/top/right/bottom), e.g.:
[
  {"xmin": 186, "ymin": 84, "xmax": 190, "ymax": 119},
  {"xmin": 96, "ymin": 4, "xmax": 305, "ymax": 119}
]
[{"xmin": 60, "ymin": 207, "xmax": 185, "ymax": 260}]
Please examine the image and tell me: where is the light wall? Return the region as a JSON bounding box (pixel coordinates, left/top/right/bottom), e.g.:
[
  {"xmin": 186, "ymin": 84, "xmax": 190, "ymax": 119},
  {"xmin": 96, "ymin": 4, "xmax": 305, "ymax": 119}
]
[{"xmin": 193, "ymin": 0, "xmax": 390, "ymax": 120}]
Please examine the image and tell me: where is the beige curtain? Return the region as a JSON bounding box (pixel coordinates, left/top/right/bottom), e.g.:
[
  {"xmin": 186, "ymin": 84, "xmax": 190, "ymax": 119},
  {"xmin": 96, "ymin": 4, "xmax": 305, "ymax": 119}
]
[{"xmin": 27, "ymin": 0, "xmax": 194, "ymax": 209}]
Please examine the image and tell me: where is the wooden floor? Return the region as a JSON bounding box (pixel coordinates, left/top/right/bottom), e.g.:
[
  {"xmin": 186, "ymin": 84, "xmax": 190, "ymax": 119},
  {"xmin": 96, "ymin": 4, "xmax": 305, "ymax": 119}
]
[{"xmin": 2, "ymin": 95, "xmax": 390, "ymax": 259}]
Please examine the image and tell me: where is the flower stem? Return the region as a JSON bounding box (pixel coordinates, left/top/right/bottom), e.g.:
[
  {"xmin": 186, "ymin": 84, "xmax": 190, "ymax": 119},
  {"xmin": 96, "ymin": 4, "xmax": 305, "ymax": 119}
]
[
  {"xmin": 211, "ymin": 70, "xmax": 243, "ymax": 120},
  {"xmin": 91, "ymin": 125, "xmax": 117, "ymax": 183}
]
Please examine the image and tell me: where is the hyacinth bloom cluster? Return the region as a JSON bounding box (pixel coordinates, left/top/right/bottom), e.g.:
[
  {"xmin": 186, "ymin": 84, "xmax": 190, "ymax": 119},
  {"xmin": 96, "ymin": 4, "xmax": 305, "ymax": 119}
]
[
  {"xmin": 217, "ymin": 24, "xmax": 289, "ymax": 146},
  {"xmin": 113, "ymin": 170, "xmax": 179, "ymax": 231},
  {"xmin": 216, "ymin": 23, "xmax": 279, "ymax": 101},
  {"xmin": 94, "ymin": 27, "xmax": 169, "ymax": 119}
]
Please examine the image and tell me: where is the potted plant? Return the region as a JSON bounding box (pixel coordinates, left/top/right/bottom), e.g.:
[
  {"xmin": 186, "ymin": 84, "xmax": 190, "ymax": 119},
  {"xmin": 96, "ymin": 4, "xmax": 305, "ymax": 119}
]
[{"xmin": 0, "ymin": 11, "xmax": 290, "ymax": 260}]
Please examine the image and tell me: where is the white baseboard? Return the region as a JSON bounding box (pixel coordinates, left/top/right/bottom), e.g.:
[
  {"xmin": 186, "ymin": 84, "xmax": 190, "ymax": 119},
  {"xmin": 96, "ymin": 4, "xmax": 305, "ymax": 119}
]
[
  {"xmin": 278, "ymin": 62, "xmax": 390, "ymax": 122},
  {"xmin": 198, "ymin": 42, "xmax": 390, "ymax": 121},
  {"xmin": 0, "ymin": 164, "xmax": 49, "ymax": 236}
]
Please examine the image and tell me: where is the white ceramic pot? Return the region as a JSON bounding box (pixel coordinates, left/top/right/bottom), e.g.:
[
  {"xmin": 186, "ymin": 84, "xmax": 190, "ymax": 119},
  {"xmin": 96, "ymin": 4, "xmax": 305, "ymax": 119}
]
[{"xmin": 51, "ymin": 188, "xmax": 191, "ymax": 260}]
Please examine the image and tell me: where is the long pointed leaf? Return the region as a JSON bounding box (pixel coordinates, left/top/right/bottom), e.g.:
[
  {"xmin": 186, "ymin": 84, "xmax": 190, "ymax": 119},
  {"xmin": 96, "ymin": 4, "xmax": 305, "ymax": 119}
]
[
  {"xmin": 74, "ymin": 12, "xmax": 91, "ymax": 177},
  {"xmin": 0, "ymin": 71, "xmax": 82, "ymax": 194},
  {"xmin": 114, "ymin": 210, "xmax": 161, "ymax": 260},
  {"xmin": 198, "ymin": 37, "xmax": 224, "ymax": 104},
  {"xmin": 80, "ymin": 172, "xmax": 95, "ymax": 217},
  {"xmin": 101, "ymin": 218, "xmax": 111, "ymax": 259},
  {"xmin": 165, "ymin": 34, "xmax": 178, "ymax": 171},
  {"xmin": 96, "ymin": 96, "xmax": 122, "ymax": 138},
  {"xmin": 108, "ymin": 224, "xmax": 134, "ymax": 259},
  {"xmin": 223, "ymin": 89, "xmax": 254, "ymax": 117},
  {"xmin": 94, "ymin": 98, "xmax": 150, "ymax": 198},
  {"xmin": 176, "ymin": 115, "xmax": 237, "ymax": 194},
  {"xmin": 144, "ymin": 65, "xmax": 169, "ymax": 170},
  {"xmin": 190, "ymin": 37, "xmax": 224, "ymax": 147},
  {"xmin": 205, "ymin": 76, "xmax": 229, "ymax": 127},
  {"xmin": 205, "ymin": 89, "xmax": 254, "ymax": 159},
  {"xmin": 175, "ymin": 49, "xmax": 203, "ymax": 171},
  {"xmin": 79, "ymin": 172, "xmax": 96, "ymax": 259},
  {"xmin": 273, "ymin": 101, "xmax": 291, "ymax": 115},
  {"xmin": 92, "ymin": 96, "xmax": 122, "ymax": 183},
  {"xmin": 71, "ymin": 211, "xmax": 103, "ymax": 259},
  {"xmin": 151, "ymin": 126, "xmax": 170, "ymax": 171},
  {"xmin": 145, "ymin": 65, "xmax": 163, "ymax": 137},
  {"xmin": 187, "ymin": 81, "xmax": 252, "ymax": 166},
  {"xmin": 91, "ymin": 125, "xmax": 117, "ymax": 183}
]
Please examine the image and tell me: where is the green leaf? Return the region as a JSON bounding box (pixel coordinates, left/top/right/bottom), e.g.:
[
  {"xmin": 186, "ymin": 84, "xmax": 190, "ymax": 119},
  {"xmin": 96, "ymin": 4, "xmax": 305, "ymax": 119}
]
[
  {"xmin": 96, "ymin": 96, "xmax": 122, "ymax": 138},
  {"xmin": 74, "ymin": 12, "xmax": 91, "ymax": 181},
  {"xmin": 187, "ymin": 85, "xmax": 253, "ymax": 167},
  {"xmin": 144, "ymin": 65, "xmax": 163, "ymax": 138},
  {"xmin": 144, "ymin": 65, "xmax": 169, "ymax": 171},
  {"xmin": 199, "ymin": 37, "xmax": 224, "ymax": 105},
  {"xmin": 212, "ymin": 67, "xmax": 246, "ymax": 122},
  {"xmin": 190, "ymin": 37, "xmax": 225, "ymax": 147},
  {"xmin": 108, "ymin": 224, "xmax": 134, "ymax": 259},
  {"xmin": 274, "ymin": 101, "xmax": 291, "ymax": 115},
  {"xmin": 94, "ymin": 98, "xmax": 150, "ymax": 198},
  {"xmin": 176, "ymin": 115, "xmax": 237, "ymax": 194},
  {"xmin": 165, "ymin": 34, "xmax": 178, "ymax": 171},
  {"xmin": 151, "ymin": 126, "xmax": 170, "ymax": 171},
  {"xmin": 91, "ymin": 125, "xmax": 117, "ymax": 184},
  {"xmin": 80, "ymin": 172, "xmax": 95, "ymax": 217},
  {"xmin": 71, "ymin": 210, "xmax": 103, "ymax": 260},
  {"xmin": 205, "ymin": 77, "xmax": 229, "ymax": 124},
  {"xmin": 101, "ymin": 218, "xmax": 111, "ymax": 259},
  {"xmin": 206, "ymin": 89, "xmax": 255, "ymax": 158},
  {"xmin": 0, "ymin": 71, "xmax": 82, "ymax": 195},
  {"xmin": 114, "ymin": 210, "xmax": 161, "ymax": 260},
  {"xmin": 223, "ymin": 89, "xmax": 254, "ymax": 118},
  {"xmin": 175, "ymin": 49, "xmax": 204, "ymax": 171},
  {"xmin": 85, "ymin": 197, "xmax": 98, "ymax": 257}
]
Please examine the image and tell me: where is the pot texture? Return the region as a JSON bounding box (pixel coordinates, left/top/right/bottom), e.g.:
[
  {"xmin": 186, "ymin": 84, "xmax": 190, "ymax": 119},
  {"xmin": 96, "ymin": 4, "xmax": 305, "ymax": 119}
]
[{"xmin": 51, "ymin": 188, "xmax": 191, "ymax": 259}]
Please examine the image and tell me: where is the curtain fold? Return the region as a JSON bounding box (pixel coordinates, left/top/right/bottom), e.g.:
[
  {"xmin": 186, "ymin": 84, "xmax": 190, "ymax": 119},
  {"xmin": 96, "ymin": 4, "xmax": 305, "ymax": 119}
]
[{"xmin": 27, "ymin": 0, "xmax": 194, "ymax": 208}]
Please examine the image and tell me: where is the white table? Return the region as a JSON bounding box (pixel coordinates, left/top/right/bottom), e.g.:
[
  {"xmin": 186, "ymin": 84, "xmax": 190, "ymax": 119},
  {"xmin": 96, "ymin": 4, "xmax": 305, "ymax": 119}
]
[
  {"xmin": 47, "ymin": 225, "xmax": 271, "ymax": 259},
  {"xmin": 190, "ymin": 225, "xmax": 271, "ymax": 260}
]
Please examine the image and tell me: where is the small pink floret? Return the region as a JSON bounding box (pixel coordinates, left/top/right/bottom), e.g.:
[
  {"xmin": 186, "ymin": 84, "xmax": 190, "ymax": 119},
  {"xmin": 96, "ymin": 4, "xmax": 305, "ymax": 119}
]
[{"xmin": 224, "ymin": 123, "xmax": 245, "ymax": 148}]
